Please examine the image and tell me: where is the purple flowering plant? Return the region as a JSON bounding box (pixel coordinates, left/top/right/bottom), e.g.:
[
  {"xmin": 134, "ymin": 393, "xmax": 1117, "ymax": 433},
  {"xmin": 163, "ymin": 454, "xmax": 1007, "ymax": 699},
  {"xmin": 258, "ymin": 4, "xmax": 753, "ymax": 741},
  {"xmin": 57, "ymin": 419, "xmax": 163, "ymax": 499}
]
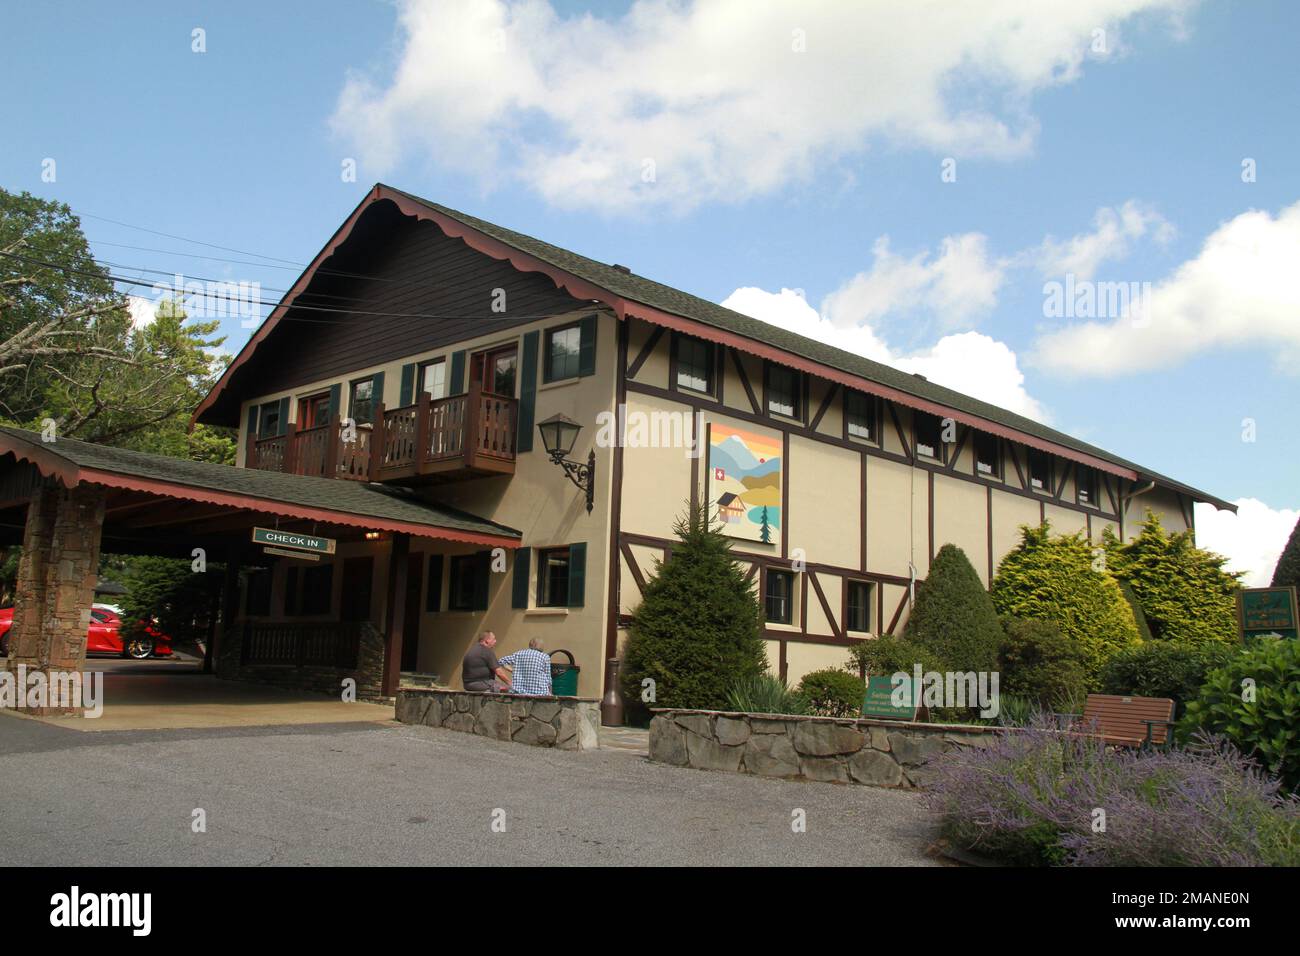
[{"xmin": 923, "ymin": 713, "xmax": 1300, "ymax": 866}]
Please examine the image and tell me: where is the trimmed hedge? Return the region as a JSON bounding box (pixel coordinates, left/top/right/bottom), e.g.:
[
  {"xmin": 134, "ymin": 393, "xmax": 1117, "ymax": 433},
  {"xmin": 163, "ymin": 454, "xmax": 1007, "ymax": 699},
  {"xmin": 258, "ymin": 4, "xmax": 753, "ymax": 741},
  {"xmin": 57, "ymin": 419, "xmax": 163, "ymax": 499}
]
[
  {"xmin": 903, "ymin": 543, "xmax": 1004, "ymax": 672},
  {"xmin": 1100, "ymin": 641, "xmax": 1235, "ymax": 718},
  {"xmin": 1103, "ymin": 513, "xmax": 1241, "ymax": 647},
  {"xmin": 998, "ymin": 617, "xmax": 1088, "ymax": 710},
  {"xmin": 991, "ymin": 523, "xmax": 1140, "ymax": 682},
  {"xmin": 847, "ymin": 632, "xmax": 945, "ymax": 680},
  {"xmin": 621, "ymin": 505, "xmax": 767, "ymax": 719},
  {"xmin": 1273, "ymin": 516, "xmax": 1300, "ymax": 591},
  {"xmin": 797, "ymin": 668, "xmax": 866, "ymax": 718}
]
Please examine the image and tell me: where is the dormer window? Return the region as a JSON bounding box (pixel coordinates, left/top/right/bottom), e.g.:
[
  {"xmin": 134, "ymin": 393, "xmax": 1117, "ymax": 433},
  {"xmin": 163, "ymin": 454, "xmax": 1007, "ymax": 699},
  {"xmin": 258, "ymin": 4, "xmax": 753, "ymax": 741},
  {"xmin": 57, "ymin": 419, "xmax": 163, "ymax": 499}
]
[
  {"xmin": 1077, "ymin": 466, "xmax": 1099, "ymax": 507},
  {"xmin": 845, "ymin": 390, "xmax": 877, "ymax": 442},
  {"xmin": 974, "ymin": 432, "xmax": 1001, "ymax": 478},
  {"xmin": 765, "ymin": 364, "xmax": 801, "ymax": 419},
  {"xmin": 915, "ymin": 413, "xmax": 942, "ymax": 461},
  {"xmin": 1028, "ymin": 449, "xmax": 1052, "ymax": 492},
  {"xmin": 675, "ymin": 335, "xmax": 716, "ymax": 395}
]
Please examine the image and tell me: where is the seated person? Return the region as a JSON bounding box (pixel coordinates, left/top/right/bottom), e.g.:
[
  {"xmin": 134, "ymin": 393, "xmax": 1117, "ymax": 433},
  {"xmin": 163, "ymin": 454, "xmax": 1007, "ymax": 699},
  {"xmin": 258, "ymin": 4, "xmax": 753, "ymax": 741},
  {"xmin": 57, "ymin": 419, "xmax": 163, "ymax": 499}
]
[
  {"xmin": 497, "ymin": 638, "xmax": 553, "ymax": 696},
  {"xmin": 461, "ymin": 631, "xmax": 507, "ymax": 692}
]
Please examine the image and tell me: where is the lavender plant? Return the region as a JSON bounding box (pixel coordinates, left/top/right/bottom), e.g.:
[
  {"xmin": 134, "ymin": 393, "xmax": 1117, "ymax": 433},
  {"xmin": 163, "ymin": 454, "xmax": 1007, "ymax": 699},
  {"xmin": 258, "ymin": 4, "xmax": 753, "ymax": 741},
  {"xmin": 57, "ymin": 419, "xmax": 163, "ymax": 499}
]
[{"xmin": 923, "ymin": 715, "xmax": 1300, "ymax": 866}]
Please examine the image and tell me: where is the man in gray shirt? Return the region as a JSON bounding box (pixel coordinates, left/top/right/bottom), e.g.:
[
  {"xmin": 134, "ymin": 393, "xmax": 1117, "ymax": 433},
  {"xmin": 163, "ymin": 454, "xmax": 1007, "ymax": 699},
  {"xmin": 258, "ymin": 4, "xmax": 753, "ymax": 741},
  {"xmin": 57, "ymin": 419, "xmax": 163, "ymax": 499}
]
[{"xmin": 462, "ymin": 631, "xmax": 506, "ymax": 692}]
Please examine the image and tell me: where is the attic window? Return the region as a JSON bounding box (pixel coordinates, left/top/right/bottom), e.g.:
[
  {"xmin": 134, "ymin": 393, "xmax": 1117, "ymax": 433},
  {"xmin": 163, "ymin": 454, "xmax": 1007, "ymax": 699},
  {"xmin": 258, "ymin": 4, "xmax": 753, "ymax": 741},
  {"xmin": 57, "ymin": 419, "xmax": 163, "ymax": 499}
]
[
  {"xmin": 1028, "ymin": 449, "xmax": 1052, "ymax": 491},
  {"xmin": 1077, "ymin": 466, "xmax": 1099, "ymax": 508},
  {"xmin": 974, "ymin": 432, "xmax": 1001, "ymax": 478},
  {"xmin": 915, "ymin": 413, "xmax": 942, "ymax": 461},
  {"xmin": 765, "ymin": 364, "xmax": 801, "ymax": 419}
]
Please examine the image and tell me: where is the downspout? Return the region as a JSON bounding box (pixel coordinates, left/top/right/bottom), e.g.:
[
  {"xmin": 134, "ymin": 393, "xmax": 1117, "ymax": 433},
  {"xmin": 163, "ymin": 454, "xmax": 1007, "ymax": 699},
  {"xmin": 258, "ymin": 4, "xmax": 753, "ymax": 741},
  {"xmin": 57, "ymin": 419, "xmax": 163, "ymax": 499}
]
[{"xmin": 1120, "ymin": 479, "xmax": 1157, "ymax": 541}]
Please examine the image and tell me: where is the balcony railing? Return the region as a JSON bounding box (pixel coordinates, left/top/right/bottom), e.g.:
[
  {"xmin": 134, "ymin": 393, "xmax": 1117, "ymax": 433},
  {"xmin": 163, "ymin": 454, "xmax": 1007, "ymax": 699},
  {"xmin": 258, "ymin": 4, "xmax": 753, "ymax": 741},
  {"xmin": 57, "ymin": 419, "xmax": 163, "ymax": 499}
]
[{"xmin": 246, "ymin": 381, "xmax": 517, "ymax": 484}]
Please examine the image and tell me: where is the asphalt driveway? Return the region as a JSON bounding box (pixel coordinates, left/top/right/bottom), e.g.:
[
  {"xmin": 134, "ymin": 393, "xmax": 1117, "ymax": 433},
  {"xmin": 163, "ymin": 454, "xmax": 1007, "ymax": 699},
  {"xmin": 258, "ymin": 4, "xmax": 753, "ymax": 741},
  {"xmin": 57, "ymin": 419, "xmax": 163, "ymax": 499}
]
[{"xmin": 0, "ymin": 716, "xmax": 941, "ymax": 866}]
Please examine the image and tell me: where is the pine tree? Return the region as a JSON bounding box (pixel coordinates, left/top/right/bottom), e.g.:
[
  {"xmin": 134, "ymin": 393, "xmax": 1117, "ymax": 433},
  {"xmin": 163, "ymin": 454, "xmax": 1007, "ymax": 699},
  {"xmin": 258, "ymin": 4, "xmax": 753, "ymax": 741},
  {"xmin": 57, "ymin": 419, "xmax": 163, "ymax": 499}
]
[
  {"xmin": 759, "ymin": 506, "xmax": 772, "ymax": 544},
  {"xmin": 621, "ymin": 504, "xmax": 767, "ymax": 719},
  {"xmin": 991, "ymin": 523, "xmax": 1140, "ymax": 682},
  {"xmin": 1272, "ymin": 516, "xmax": 1300, "ymax": 591},
  {"xmin": 903, "ymin": 543, "xmax": 1004, "ymax": 672}
]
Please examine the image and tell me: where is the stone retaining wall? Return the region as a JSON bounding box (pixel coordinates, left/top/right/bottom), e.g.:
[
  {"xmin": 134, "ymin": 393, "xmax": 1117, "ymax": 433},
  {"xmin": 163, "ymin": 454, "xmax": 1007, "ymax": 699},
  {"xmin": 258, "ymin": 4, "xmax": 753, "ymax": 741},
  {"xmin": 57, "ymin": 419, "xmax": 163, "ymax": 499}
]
[
  {"xmin": 396, "ymin": 687, "xmax": 600, "ymax": 751},
  {"xmin": 649, "ymin": 709, "xmax": 1000, "ymax": 788}
]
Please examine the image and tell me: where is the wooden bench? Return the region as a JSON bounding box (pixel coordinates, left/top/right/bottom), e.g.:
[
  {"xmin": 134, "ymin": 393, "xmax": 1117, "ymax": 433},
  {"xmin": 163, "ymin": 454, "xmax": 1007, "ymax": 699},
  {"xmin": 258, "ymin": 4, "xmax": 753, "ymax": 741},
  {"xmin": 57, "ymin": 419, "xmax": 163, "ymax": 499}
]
[{"xmin": 1082, "ymin": 694, "xmax": 1176, "ymax": 750}]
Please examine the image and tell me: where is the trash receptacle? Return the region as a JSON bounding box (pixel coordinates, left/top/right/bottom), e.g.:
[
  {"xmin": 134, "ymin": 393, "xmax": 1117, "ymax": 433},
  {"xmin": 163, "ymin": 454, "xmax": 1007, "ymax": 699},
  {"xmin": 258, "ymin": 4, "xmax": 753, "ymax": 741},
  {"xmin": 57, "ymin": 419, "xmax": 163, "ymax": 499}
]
[{"xmin": 550, "ymin": 649, "xmax": 579, "ymax": 696}]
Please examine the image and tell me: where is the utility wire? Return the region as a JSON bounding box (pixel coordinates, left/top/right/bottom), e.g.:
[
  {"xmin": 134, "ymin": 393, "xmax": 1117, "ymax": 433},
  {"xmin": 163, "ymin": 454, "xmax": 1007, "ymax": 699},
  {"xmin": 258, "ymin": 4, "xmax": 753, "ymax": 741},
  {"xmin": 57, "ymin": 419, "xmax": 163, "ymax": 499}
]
[{"xmin": 0, "ymin": 249, "xmax": 588, "ymax": 326}]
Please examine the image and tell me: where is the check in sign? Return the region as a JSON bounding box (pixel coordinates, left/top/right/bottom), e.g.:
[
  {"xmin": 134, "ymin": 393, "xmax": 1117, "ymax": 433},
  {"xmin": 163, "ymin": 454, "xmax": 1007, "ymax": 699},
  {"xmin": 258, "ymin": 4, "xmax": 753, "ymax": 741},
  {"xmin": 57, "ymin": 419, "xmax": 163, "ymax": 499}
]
[{"xmin": 252, "ymin": 527, "xmax": 336, "ymax": 555}]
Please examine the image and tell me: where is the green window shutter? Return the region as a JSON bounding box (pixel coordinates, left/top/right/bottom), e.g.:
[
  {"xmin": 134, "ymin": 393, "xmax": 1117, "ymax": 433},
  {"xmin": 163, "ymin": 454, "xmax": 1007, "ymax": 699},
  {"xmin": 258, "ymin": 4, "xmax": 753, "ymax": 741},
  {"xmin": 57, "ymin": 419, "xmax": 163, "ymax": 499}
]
[
  {"xmin": 370, "ymin": 371, "xmax": 385, "ymax": 408},
  {"xmin": 326, "ymin": 383, "xmax": 342, "ymax": 425},
  {"xmin": 511, "ymin": 547, "xmax": 531, "ymax": 609},
  {"xmin": 399, "ymin": 363, "xmax": 416, "ymax": 407},
  {"xmin": 567, "ymin": 542, "xmax": 586, "ymax": 608},
  {"xmin": 245, "ymin": 406, "xmax": 258, "ymax": 443},
  {"xmin": 472, "ymin": 551, "xmax": 490, "ymax": 610},
  {"xmin": 449, "ymin": 350, "xmax": 467, "ymax": 395},
  {"xmin": 578, "ymin": 314, "xmax": 597, "ymax": 377},
  {"xmin": 425, "ymin": 555, "xmax": 443, "ymax": 613},
  {"xmin": 276, "ymin": 397, "xmax": 290, "ymax": 435},
  {"xmin": 517, "ymin": 331, "xmax": 539, "ymax": 452}
]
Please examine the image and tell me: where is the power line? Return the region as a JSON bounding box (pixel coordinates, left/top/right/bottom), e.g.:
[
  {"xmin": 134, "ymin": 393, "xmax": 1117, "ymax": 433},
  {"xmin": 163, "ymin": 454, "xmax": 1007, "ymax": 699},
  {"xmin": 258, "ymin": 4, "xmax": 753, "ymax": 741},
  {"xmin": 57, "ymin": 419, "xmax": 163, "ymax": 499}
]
[
  {"xmin": 0, "ymin": 249, "xmax": 586, "ymax": 326},
  {"xmin": 6, "ymin": 247, "xmax": 522, "ymax": 317},
  {"xmin": 77, "ymin": 211, "xmax": 306, "ymax": 267}
]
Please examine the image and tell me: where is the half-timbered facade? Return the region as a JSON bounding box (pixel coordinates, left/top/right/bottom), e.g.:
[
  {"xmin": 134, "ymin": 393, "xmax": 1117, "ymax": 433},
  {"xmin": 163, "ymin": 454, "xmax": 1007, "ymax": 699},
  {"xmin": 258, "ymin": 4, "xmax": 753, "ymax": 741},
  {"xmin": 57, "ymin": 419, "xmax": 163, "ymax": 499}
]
[{"xmin": 193, "ymin": 184, "xmax": 1234, "ymax": 696}]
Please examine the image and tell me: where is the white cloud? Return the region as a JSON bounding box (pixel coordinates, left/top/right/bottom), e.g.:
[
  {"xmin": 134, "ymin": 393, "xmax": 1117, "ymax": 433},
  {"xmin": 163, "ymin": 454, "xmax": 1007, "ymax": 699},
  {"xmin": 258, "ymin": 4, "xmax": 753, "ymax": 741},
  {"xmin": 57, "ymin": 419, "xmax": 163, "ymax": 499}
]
[
  {"xmin": 822, "ymin": 234, "xmax": 1006, "ymax": 332},
  {"xmin": 1031, "ymin": 200, "xmax": 1300, "ymax": 376},
  {"xmin": 127, "ymin": 295, "xmax": 157, "ymax": 329},
  {"xmin": 1195, "ymin": 498, "xmax": 1299, "ymax": 587},
  {"xmin": 1032, "ymin": 200, "xmax": 1174, "ymax": 280},
  {"xmin": 331, "ymin": 0, "xmax": 1192, "ymax": 213},
  {"xmin": 721, "ymin": 286, "xmax": 1048, "ymax": 421}
]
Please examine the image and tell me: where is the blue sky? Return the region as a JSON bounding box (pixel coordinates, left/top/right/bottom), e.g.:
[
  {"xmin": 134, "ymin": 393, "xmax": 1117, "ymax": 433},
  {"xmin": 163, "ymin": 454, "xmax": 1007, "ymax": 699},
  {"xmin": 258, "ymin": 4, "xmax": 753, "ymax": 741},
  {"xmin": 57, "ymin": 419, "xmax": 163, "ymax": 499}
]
[{"xmin": 2, "ymin": 0, "xmax": 1297, "ymax": 580}]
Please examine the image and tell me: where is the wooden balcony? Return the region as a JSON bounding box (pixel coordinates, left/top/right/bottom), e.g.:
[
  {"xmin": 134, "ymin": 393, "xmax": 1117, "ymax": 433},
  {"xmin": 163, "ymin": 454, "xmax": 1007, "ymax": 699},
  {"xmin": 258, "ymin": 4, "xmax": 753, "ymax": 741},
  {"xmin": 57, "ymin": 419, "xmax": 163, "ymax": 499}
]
[{"xmin": 247, "ymin": 381, "xmax": 517, "ymax": 484}]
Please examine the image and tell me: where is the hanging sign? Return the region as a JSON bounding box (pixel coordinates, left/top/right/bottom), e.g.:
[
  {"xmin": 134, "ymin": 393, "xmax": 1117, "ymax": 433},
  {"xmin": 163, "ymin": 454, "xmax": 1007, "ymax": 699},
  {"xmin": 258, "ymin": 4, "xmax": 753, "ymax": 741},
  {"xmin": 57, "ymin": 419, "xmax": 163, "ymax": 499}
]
[{"xmin": 252, "ymin": 527, "xmax": 336, "ymax": 555}]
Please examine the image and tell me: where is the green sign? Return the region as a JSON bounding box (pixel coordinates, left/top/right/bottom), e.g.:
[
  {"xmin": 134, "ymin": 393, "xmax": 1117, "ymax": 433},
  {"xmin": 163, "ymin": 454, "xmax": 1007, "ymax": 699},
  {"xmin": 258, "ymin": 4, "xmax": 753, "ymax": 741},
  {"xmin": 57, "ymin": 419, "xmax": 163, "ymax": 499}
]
[
  {"xmin": 860, "ymin": 675, "xmax": 920, "ymax": 721},
  {"xmin": 1238, "ymin": 587, "xmax": 1298, "ymax": 641},
  {"xmin": 252, "ymin": 527, "xmax": 336, "ymax": 555}
]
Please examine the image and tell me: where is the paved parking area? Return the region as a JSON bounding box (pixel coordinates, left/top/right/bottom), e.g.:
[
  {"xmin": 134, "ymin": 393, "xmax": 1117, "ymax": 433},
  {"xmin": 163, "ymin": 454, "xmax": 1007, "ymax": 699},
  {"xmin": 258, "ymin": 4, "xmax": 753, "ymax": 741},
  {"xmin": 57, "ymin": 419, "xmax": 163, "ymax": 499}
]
[
  {"xmin": 0, "ymin": 715, "xmax": 941, "ymax": 866},
  {"xmin": 1, "ymin": 660, "xmax": 395, "ymax": 732}
]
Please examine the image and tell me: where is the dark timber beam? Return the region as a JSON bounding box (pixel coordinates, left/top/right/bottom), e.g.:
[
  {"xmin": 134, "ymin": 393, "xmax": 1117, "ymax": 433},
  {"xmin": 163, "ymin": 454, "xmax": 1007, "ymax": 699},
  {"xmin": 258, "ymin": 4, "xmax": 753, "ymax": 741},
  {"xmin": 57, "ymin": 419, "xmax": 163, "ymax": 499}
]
[{"xmin": 382, "ymin": 532, "xmax": 411, "ymax": 697}]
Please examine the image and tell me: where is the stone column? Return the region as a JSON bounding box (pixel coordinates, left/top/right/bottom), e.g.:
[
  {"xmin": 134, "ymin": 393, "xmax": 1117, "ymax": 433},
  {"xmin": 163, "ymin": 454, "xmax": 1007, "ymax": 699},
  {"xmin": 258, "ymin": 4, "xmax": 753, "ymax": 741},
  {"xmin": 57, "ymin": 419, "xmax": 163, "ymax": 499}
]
[{"xmin": 3, "ymin": 480, "xmax": 106, "ymax": 716}]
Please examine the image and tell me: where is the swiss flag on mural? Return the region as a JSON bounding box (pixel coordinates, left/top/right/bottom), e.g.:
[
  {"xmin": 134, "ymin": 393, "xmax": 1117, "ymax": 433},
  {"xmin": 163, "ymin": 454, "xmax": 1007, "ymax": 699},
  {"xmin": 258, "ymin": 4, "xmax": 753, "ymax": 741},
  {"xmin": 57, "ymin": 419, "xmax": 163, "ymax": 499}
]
[{"xmin": 714, "ymin": 467, "xmax": 725, "ymax": 481}]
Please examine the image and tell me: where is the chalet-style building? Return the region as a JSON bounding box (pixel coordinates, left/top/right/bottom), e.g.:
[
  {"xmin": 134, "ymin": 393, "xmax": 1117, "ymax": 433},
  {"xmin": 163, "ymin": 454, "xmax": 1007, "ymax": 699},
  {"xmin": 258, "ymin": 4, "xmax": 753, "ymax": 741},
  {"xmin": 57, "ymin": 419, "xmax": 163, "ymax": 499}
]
[
  {"xmin": 193, "ymin": 183, "xmax": 1236, "ymax": 696},
  {"xmin": 0, "ymin": 183, "xmax": 1236, "ymax": 711}
]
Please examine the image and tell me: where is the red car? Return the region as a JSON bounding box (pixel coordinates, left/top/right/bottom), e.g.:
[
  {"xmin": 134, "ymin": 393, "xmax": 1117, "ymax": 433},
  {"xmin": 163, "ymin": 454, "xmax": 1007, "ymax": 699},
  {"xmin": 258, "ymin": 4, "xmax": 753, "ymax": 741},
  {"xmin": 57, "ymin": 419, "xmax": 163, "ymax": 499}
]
[{"xmin": 0, "ymin": 604, "xmax": 172, "ymax": 659}]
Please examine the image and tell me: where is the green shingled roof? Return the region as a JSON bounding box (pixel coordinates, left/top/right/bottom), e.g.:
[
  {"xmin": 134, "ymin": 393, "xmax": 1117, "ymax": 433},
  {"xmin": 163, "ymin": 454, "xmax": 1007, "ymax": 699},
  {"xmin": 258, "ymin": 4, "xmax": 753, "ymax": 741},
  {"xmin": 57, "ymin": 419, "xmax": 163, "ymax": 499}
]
[
  {"xmin": 0, "ymin": 427, "xmax": 521, "ymax": 540},
  {"xmin": 386, "ymin": 185, "xmax": 1233, "ymax": 512}
]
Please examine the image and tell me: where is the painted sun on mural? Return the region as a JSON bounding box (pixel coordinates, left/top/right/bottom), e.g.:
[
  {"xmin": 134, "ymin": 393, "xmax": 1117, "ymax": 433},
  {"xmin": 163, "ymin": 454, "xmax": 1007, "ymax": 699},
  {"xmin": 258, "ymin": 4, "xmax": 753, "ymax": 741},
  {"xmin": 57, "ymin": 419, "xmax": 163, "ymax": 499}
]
[{"xmin": 706, "ymin": 423, "xmax": 782, "ymax": 546}]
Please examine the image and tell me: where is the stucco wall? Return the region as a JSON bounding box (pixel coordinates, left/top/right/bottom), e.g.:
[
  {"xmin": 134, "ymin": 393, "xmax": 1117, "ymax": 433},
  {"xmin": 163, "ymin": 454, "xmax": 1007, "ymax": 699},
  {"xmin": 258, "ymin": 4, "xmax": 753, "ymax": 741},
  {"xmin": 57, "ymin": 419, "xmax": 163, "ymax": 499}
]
[{"xmin": 236, "ymin": 308, "xmax": 619, "ymax": 698}]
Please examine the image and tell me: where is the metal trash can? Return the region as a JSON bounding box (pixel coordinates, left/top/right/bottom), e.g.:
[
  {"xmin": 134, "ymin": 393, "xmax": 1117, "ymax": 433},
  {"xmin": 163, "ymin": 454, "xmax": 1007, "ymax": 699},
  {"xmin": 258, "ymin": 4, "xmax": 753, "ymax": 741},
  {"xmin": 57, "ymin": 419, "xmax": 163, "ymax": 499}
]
[{"xmin": 550, "ymin": 649, "xmax": 579, "ymax": 696}]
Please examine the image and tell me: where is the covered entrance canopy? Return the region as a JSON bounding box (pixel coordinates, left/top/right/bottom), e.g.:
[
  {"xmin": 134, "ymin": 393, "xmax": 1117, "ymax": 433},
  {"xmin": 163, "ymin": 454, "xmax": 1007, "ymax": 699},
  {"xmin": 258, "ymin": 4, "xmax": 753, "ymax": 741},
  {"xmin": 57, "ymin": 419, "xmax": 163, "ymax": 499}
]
[{"xmin": 0, "ymin": 426, "xmax": 520, "ymax": 713}]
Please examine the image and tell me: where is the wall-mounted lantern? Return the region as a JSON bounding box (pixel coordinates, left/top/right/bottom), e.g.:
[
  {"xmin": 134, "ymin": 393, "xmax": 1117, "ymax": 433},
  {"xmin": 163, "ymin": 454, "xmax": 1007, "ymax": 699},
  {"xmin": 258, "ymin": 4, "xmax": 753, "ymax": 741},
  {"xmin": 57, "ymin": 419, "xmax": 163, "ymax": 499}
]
[{"xmin": 537, "ymin": 413, "xmax": 595, "ymax": 514}]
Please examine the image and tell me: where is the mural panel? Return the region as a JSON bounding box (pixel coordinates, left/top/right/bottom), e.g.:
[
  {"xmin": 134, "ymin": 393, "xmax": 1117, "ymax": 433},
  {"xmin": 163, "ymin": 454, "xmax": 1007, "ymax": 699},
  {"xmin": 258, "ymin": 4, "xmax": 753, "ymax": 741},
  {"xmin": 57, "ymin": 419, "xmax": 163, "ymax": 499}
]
[{"xmin": 706, "ymin": 422, "xmax": 782, "ymax": 546}]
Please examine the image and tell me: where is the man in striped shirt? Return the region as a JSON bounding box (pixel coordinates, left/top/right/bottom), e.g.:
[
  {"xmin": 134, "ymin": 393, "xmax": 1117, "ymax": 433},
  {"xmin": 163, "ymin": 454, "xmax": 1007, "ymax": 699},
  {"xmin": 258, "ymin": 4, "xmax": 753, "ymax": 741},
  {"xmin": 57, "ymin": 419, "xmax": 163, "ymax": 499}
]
[{"xmin": 499, "ymin": 638, "xmax": 553, "ymax": 696}]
